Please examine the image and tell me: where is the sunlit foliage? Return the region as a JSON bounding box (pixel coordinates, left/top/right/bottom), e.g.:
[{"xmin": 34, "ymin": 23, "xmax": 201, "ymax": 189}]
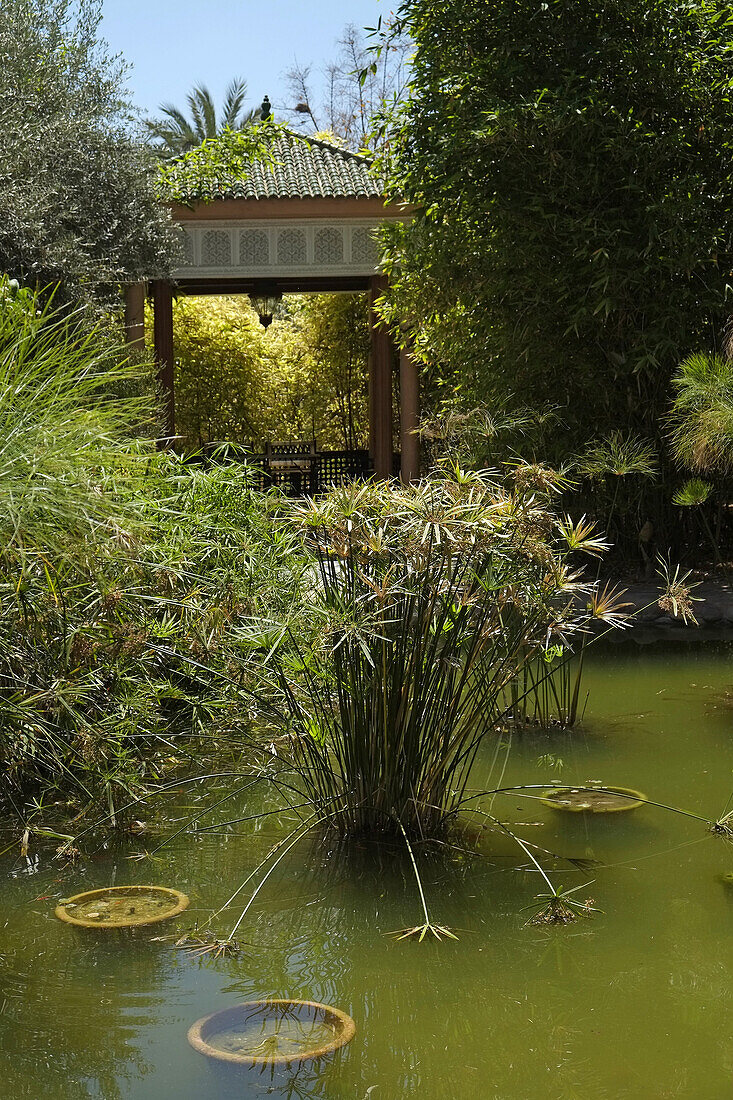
[
  {"xmin": 0, "ymin": 282, "xmax": 307, "ymax": 820},
  {"xmin": 668, "ymin": 352, "xmax": 733, "ymax": 475},
  {"xmin": 170, "ymin": 294, "xmax": 370, "ymax": 451}
]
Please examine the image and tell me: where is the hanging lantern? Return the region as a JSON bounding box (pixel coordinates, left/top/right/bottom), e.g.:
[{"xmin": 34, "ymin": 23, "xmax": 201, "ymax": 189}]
[{"xmin": 250, "ymin": 290, "xmax": 282, "ymax": 329}]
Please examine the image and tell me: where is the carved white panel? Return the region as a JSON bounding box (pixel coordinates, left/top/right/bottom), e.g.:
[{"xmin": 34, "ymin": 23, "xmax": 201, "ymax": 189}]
[
  {"xmin": 351, "ymin": 226, "xmax": 379, "ymax": 266},
  {"xmin": 314, "ymin": 226, "xmax": 344, "ymax": 265},
  {"xmin": 277, "ymin": 228, "xmax": 307, "ymax": 265},
  {"xmin": 239, "ymin": 229, "xmax": 269, "ymax": 267},
  {"xmin": 201, "ymin": 229, "xmax": 231, "ymax": 266},
  {"xmin": 180, "ymin": 229, "xmax": 195, "ymax": 267}
]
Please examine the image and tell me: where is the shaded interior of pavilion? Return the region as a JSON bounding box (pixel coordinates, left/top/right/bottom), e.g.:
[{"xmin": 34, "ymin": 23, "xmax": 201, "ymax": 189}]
[{"xmin": 127, "ymin": 275, "xmax": 418, "ymax": 492}]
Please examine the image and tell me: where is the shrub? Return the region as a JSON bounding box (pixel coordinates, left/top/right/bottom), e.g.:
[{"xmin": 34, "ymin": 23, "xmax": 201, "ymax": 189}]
[
  {"xmin": 668, "ymin": 352, "xmax": 733, "ymax": 476},
  {"xmin": 377, "ymin": 0, "xmax": 733, "ymax": 454},
  {"xmin": 171, "ymin": 294, "xmax": 370, "ymax": 452}
]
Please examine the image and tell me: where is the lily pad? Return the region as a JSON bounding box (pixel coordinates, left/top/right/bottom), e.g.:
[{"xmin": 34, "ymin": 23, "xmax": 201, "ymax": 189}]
[
  {"xmin": 188, "ymin": 999, "xmax": 356, "ymax": 1066},
  {"xmin": 541, "ymin": 785, "xmax": 646, "ymax": 814},
  {"xmin": 55, "ymin": 885, "xmax": 188, "ymax": 928}
]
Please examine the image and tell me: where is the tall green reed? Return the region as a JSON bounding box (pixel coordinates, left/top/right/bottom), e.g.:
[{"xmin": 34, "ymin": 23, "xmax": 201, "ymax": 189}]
[
  {"xmin": 0, "ymin": 278, "xmax": 155, "ymax": 555},
  {"xmin": 502, "ymin": 643, "xmax": 588, "ymax": 729}
]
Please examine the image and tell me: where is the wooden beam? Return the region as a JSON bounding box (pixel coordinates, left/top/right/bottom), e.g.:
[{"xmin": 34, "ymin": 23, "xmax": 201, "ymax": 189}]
[
  {"xmin": 399, "ymin": 345, "xmax": 420, "ymax": 484},
  {"xmin": 369, "ymin": 275, "xmax": 393, "ymax": 479},
  {"xmin": 124, "ymin": 282, "xmax": 145, "ymax": 349},
  {"xmin": 367, "ymin": 346, "xmax": 376, "ymax": 461},
  {"xmin": 175, "ymin": 275, "xmax": 371, "ymax": 296},
  {"xmin": 152, "ymin": 280, "xmax": 175, "ymax": 444},
  {"xmin": 172, "ymin": 197, "xmax": 414, "ymax": 222}
]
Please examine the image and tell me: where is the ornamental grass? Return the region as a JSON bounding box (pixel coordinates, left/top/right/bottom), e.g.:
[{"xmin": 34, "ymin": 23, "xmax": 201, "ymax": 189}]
[{"xmin": 0, "ymin": 279, "xmax": 307, "ymax": 822}]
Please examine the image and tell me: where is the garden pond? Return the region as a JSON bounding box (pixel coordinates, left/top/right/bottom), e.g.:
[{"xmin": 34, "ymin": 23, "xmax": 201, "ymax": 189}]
[{"xmin": 1, "ymin": 640, "xmax": 733, "ymax": 1099}]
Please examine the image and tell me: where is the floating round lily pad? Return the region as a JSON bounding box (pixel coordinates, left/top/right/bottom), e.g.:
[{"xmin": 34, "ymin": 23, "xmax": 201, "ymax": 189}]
[
  {"xmin": 55, "ymin": 885, "xmax": 189, "ymax": 928},
  {"xmin": 541, "ymin": 785, "xmax": 646, "ymax": 814},
  {"xmin": 187, "ymin": 999, "xmax": 356, "ymax": 1067}
]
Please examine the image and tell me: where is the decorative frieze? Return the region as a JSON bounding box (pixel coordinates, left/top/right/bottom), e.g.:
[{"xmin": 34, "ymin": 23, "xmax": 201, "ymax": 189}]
[
  {"xmin": 180, "ymin": 229, "xmax": 195, "ymax": 267},
  {"xmin": 172, "ymin": 220, "xmax": 386, "ymax": 280},
  {"xmin": 314, "ymin": 227, "xmax": 344, "ymax": 265},
  {"xmin": 351, "ymin": 226, "xmax": 379, "ymax": 266},
  {"xmin": 239, "ymin": 229, "xmax": 269, "ymax": 268}
]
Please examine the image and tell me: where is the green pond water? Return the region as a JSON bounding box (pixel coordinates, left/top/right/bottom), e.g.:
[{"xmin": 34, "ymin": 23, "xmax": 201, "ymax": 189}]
[
  {"xmin": 206, "ymin": 1013, "xmax": 338, "ymax": 1058},
  {"xmin": 2, "ymin": 640, "xmax": 733, "ymax": 1099}
]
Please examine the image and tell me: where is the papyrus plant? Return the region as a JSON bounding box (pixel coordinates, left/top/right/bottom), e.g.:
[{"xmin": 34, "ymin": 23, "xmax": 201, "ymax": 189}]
[{"xmin": 257, "ymin": 468, "xmax": 623, "ymax": 838}]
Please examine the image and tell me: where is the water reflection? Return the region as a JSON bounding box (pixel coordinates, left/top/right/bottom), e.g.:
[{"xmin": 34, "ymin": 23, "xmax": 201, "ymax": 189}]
[{"xmin": 0, "ymin": 874, "xmax": 173, "ymax": 1098}]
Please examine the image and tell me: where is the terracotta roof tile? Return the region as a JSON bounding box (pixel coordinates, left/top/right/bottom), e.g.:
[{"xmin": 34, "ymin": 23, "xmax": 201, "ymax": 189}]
[{"xmin": 170, "ymin": 132, "xmax": 383, "ymax": 203}]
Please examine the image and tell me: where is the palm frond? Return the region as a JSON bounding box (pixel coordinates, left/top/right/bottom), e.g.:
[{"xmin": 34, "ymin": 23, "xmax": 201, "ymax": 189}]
[
  {"xmin": 147, "ymin": 78, "xmax": 255, "ymax": 156},
  {"xmin": 146, "ymin": 106, "xmax": 200, "ymax": 155},
  {"xmin": 222, "ymin": 77, "xmax": 248, "ymax": 128},
  {"xmin": 189, "ymin": 85, "xmax": 217, "ymax": 139}
]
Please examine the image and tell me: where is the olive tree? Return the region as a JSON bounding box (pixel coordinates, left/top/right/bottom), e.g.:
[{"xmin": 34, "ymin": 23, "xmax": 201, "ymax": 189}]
[{"xmin": 0, "ymin": 0, "xmax": 175, "ymax": 310}]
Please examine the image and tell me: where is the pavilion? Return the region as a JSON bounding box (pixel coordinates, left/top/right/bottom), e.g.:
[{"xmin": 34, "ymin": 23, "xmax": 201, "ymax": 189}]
[{"xmin": 125, "ymin": 130, "xmax": 418, "ymax": 481}]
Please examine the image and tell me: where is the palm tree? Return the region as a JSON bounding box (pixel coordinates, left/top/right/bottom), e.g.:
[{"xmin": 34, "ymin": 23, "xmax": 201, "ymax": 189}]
[{"xmin": 145, "ymin": 78, "xmax": 256, "ymax": 157}]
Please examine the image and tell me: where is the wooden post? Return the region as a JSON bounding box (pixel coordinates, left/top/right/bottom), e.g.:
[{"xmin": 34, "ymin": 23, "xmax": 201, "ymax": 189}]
[
  {"xmin": 152, "ymin": 280, "xmax": 175, "ymax": 444},
  {"xmin": 124, "ymin": 282, "xmax": 146, "ymax": 349},
  {"xmin": 369, "ymin": 275, "xmax": 393, "ymax": 479},
  {"xmin": 367, "ymin": 347, "xmax": 376, "ymax": 461},
  {"xmin": 399, "ymin": 344, "xmax": 420, "ymax": 484}
]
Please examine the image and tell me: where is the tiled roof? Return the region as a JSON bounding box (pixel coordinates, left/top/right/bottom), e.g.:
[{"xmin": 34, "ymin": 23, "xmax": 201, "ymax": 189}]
[{"xmin": 169, "ymin": 132, "xmax": 383, "ymax": 203}]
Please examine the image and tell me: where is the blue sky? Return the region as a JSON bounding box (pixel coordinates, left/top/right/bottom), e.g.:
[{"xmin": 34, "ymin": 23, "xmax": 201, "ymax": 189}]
[{"xmin": 100, "ymin": 0, "xmax": 387, "ymax": 121}]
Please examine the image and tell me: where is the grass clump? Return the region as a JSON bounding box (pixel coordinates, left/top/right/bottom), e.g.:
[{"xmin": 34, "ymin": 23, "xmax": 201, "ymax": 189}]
[{"xmin": 668, "ymin": 352, "xmax": 733, "ymax": 477}]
